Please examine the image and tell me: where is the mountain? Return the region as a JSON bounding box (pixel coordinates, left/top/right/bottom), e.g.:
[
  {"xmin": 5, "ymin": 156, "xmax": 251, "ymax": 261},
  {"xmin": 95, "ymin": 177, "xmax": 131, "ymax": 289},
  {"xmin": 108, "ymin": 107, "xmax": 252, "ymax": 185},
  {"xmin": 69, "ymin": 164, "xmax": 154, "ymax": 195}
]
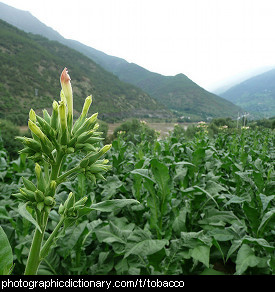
[
  {"xmin": 0, "ymin": 2, "xmax": 241, "ymax": 121},
  {"xmin": 220, "ymin": 69, "xmax": 275, "ymax": 119},
  {"xmin": 0, "ymin": 19, "xmax": 170, "ymax": 125},
  {"xmin": 212, "ymin": 65, "xmax": 275, "ymax": 95}
]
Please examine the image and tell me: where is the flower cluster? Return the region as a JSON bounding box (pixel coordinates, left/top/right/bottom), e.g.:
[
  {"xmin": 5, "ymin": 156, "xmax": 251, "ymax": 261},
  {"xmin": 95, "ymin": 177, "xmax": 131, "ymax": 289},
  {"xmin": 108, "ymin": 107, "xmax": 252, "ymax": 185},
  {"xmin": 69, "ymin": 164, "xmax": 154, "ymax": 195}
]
[
  {"xmin": 15, "ymin": 68, "xmax": 112, "ymax": 213},
  {"xmin": 219, "ymin": 125, "xmax": 228, "ymax": 130},
  {"xmin": 196, "ymin": 121, "xmax": 207, "ymax": 128}
]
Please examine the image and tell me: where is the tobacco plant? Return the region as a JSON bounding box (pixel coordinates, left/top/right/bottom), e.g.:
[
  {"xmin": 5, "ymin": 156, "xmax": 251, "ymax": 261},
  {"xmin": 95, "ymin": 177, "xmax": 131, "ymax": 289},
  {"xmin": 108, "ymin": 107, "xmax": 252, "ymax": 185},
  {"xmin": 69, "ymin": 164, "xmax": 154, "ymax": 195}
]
[{"xmin": 1, "ymin": 68, "xmax": 137, "ymax": 275}]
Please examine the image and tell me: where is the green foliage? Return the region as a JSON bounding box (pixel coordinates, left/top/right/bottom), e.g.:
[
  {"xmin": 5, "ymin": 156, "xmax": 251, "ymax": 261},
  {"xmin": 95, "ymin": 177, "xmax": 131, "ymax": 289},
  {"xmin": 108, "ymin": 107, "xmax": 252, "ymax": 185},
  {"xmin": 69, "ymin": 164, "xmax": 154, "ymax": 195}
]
[
  {"xmin": 0, "ymin": 226, "xmax": 13, "ymax": 275},
  {"xmin": 1, "ymin": 126, "xmax": 274, "ymax": 275},
  {"xmin": 113, "ymin": 119, "xmax": 158, "ymax": 144},
  {"xmin": 0, "ymin": 119, "xmax": 24, "ymax": 159}
]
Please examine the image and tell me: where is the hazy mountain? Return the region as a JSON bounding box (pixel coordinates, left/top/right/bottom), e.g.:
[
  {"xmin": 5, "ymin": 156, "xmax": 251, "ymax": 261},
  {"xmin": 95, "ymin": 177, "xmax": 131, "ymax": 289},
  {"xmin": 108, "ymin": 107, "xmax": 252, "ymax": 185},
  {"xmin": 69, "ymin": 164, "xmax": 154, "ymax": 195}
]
[
  {"xmin": 0, "ymin": 2, "xmax": 241, "ymax": 120},
  {"xmin": 220, "ymin": 69, "xmax": 275, "ymax": 118},
  {"xmin": 0, "ymin": 19, "xmax": 170, "ymax": 125},
  {"xmin": 212, "ymin": 66, "xmax": 275, "ymax": 95}
]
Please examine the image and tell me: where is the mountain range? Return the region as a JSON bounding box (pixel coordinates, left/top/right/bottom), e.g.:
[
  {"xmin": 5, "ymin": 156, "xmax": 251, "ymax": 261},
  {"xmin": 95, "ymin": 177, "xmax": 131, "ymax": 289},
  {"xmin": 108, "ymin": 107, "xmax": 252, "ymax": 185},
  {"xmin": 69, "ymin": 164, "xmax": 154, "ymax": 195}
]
[
  {"xmin": 220, "ymin": 69, "xmax": 275, "ymax": 119},
  {"xmin": 0, "ymin": 2, "xmax": 242, "ymax": 123},
  {"xmin": 0, "ymin": 19, "xmax": 171, "ymax": 125}
]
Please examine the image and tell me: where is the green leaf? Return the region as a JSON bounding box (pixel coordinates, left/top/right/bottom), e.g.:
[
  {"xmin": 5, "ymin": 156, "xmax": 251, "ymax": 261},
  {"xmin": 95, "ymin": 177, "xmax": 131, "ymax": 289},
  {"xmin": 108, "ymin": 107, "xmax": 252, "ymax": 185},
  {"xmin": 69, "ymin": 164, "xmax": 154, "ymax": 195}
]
[
  {"xmin": 150, "ymin": 159, "xmax": 170, "ymax": 196},
  {"xmin": 198, "ymin": 208, "xmax": 240, "ymax": 226},
  {"xmin": 0, "ymin": 226, "xmax": 13, "ymax": 275},
  {"xmin": 257, "ymin": 208, "xmax": 275, "ymax": 236},
  {"xmin": 18, "ymin": 203, "xmax": 42, "ymax": 233},
  {"xmin": 193, "ymin": 186, "xmax": 219, "ymax": 208},
  {"xmin": 235, "ymin": 244, "xmax": 261, "ymax": 275},
  {"xmin": 172, "ymin": 209, "xmax": 187, "ymax": 234},
  {"xmin": 131, "ymin": 169, "xmax": 155, "ymax": 184},
  {"xmin": 101, "ymin": 176, "xmax": 123, "ymax": 199},
  {"xmin": 125, "ymin": 238, "xmax": 168, "ymax": 258},
  {"xmin": 190, "ymin": 244, "xmax": 210, "ymax": 268},
  {"xmin": 95, "ymin": 220, "xmax": 134, "ymax": 245},
  {"xmin": 259, "ymin": 194, "xmax": 274, "ymax": 212},
  {"xmin": 226, "ymin": 240, "xmax": 242, "ymax": 261},
  {"xmin": 243, "ymin": 202, "xmax": 261, "ymax": 234},
  {"xmin": 90, "ymin": 199, "xmax": 139, "ymax": 212}
]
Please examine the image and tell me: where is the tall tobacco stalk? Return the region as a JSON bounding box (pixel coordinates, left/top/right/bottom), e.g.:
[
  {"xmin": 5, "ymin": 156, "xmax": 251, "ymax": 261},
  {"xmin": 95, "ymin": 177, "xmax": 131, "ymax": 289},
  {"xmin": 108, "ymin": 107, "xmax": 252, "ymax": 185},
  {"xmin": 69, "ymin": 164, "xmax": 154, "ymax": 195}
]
[{"xmin": 15, "ymin": 68, "xmax": 113, "ymax": 275}]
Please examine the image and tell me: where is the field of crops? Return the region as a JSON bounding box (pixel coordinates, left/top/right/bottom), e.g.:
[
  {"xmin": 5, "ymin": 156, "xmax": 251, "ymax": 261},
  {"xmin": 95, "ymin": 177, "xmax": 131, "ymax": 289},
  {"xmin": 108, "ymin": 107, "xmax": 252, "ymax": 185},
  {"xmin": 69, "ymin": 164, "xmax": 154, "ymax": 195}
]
[{"xmin": 0, "ymin": 125, "xmax": 274, "ymax": 275}]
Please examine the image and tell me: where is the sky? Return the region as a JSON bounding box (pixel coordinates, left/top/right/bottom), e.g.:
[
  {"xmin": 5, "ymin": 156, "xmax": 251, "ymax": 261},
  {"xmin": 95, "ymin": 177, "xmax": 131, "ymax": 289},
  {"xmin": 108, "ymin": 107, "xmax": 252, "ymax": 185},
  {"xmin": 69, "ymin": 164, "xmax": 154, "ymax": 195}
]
[{"xmin": 2, "ymin": 0, "xmax": 275, "ymax": 90}]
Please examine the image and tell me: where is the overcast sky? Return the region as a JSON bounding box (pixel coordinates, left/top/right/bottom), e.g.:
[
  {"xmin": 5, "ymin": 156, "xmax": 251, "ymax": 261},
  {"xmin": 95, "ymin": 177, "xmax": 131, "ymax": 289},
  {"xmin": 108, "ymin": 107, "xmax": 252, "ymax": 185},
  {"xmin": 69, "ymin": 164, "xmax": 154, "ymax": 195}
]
[{"xmin": 2, "ymin": 0, "xmax": 275, "ymax": 90}]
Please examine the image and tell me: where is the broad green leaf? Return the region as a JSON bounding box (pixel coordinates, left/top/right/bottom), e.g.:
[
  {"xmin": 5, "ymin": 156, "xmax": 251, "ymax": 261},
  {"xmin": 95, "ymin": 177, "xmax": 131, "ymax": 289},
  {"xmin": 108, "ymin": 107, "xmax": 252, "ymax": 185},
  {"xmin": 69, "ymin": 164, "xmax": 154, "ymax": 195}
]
[
  {"xmin": 90, "ymin": 199, "xmax": 139, "ymax": 212},
  {"xmin": 257, "ymin": 208, "xmax": 275, "ymax": 236},
  {"xmin": 235, "ymin": 244, "xmax": 261, "ymax": 275},
  {"xmin": 150, "ymin": 158, "xmax": 170, "ymax": 195},
  {"xmin": 259, "ymin": 194, "xmax": 274, "ymax": 212},
  {"xmin": 205, "ymin": 180, "xmax": 226, "ymax": 196},
  {"xmin": 101, "ymin": 176, "xmax": 123, "ymax": 199},
  {"xmin": 198, "ymin": 208, "xmax": 240, "ymax": 226},
  {"xmin": 243, "ymin": 202, "xmax": 261, "ymax": 234},
  {"xmin": 130, "ymin": 169, "xmax": 155, "ymax": 184},
  {"xmin": 125, "ymin": 239, "xmax": 168, "ymax": 258},
  {"xmin": 95, "ymin": 220, "xmax": 134, "ymax": 245},
  {"xmin": 18, "ymin": 203, "xmax": 42, "ymax": 233},
  {"xmin": 60, "ymin": 220, "xmax": 88, "ymax": 258},
  {"xmin": 208, "ymin": 228, "xmax": 235, "ymax": 241},
  {"xmin": 193, "ymin": 186, "xmax": 219, "ymax": 208},
  {"xmin": 190, "ymin": 244, "xmax": 210, "ymax": 268},
  {"xmin": 172, "ymin": 209, "xmax": 187, "ymax": 234},
  {"xmin": 226, "ymin": 240, "xmax": 242, "ymax": 261},
  {"xmin": 242, "ymin": 236, "xmax": 274, "ymax": 252},
  {"xmin": 0, "ymin": 226, "xmax": 13, "ymax": 275}
]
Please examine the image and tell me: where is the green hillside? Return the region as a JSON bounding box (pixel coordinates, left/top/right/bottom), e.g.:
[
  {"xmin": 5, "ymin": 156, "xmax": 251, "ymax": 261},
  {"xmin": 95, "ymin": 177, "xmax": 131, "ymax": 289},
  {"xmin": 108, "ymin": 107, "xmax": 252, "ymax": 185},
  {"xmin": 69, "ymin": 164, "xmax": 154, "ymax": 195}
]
[
  {"xmin": 0, "ymin": 19, "xmax": 171, "ymax": 125},
  {"xmin": 0, "ymin": 2, "xmax": 241, "ymax": 121},
  {"xmin": 221, "ymin": 69, "xmax": 275, "ymax": 119}
]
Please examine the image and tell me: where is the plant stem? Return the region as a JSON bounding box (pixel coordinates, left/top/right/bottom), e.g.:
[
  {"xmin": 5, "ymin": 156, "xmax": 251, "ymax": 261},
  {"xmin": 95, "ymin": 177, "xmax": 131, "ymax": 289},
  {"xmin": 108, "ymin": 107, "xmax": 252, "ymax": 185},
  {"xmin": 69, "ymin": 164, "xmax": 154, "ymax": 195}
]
[
  {"xmin": 24, "ymin": 213, "xmax": 46, "ymax": 275},
  {"xmin": 50, "ymin": 151, "xmax": 64, "ymax": 181},
  {"xmin": 40, "ymin": 216, "xmax": 65, "ymax": 260},
  {"xmin": 56, "ymin": 165, "xmax": 82, "ymax": 185},
  {"xmin": 24, "ymin": 151, "xmax": 64, "ymax": 275}
]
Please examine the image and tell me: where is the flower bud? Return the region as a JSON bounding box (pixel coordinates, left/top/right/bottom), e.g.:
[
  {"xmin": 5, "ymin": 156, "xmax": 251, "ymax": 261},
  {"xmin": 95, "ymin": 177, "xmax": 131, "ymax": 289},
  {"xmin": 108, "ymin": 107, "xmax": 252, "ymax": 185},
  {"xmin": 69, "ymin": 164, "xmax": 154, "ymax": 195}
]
[
  {"xmin": 58, "ymin": 203, "xmax": 65, "ymax": 215},
  {"xmin": 73, "ymin": 96, "xmax": 93, "ymax": 133},
  {"xmin": 35, "ymin": 163, "xmax": 42, "ymax": 179},
  {"xmin": 59, "ymin": 100, "xmax": 68, "ymax": 145},
  {"xmin": 46, "ymin": 180, "xmax": 56, "ymax": 197},
  {"xmin": 51, "ymin": 100, "xmax": 59, "ymax": 130},
  {"xmin": 28, "ymin": 120, "xmax": 46, "ymax": 141},
  {"xmin": 59, "ymin": 100, "xmax": 67, "ymax": 130},
  {"xmin": 20, "ymin": 188, "xmax": 36, "ymax": 202},
  {"xmin": 79, "ymin": 144, "xmax": 112, "ymax": 168},
  {"xmin": 29, "ymin": 109, "xmax": 36, "ymax": 123},
  {"xmin": 22, "ymin": 177, "xmax": 37, "ymax": 192},
  {"xmin": 35, "ymin": 163, "xmax": 47, "ymax": 192},
  {"xmin": 24, "ymin": 138, "xmax": 42, "ymax": 152},
  {"xmin": 35, "ymin": 189, "xmax": 45, "ymax": 202},
  {"xmin": 73, "ymin": 113, "xmax": 98, "ymax": 137},
  {"xmin": 60, "ymin": 68, "xmax": 73, "ymax": 131},
  {"xmin": 81, "ymin": 95, "xmax": 92, "ymax": 119},
  {"xmin": 64, "ymin": 192, "xmax": 75, "ymax": 210},
  {"xmin": 44, "ymin": 196, "xmax": 55, "ymax": 206},
  {"xmin": 43, "ymin": 109, "xmax": 51, "ymax": 124}
]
